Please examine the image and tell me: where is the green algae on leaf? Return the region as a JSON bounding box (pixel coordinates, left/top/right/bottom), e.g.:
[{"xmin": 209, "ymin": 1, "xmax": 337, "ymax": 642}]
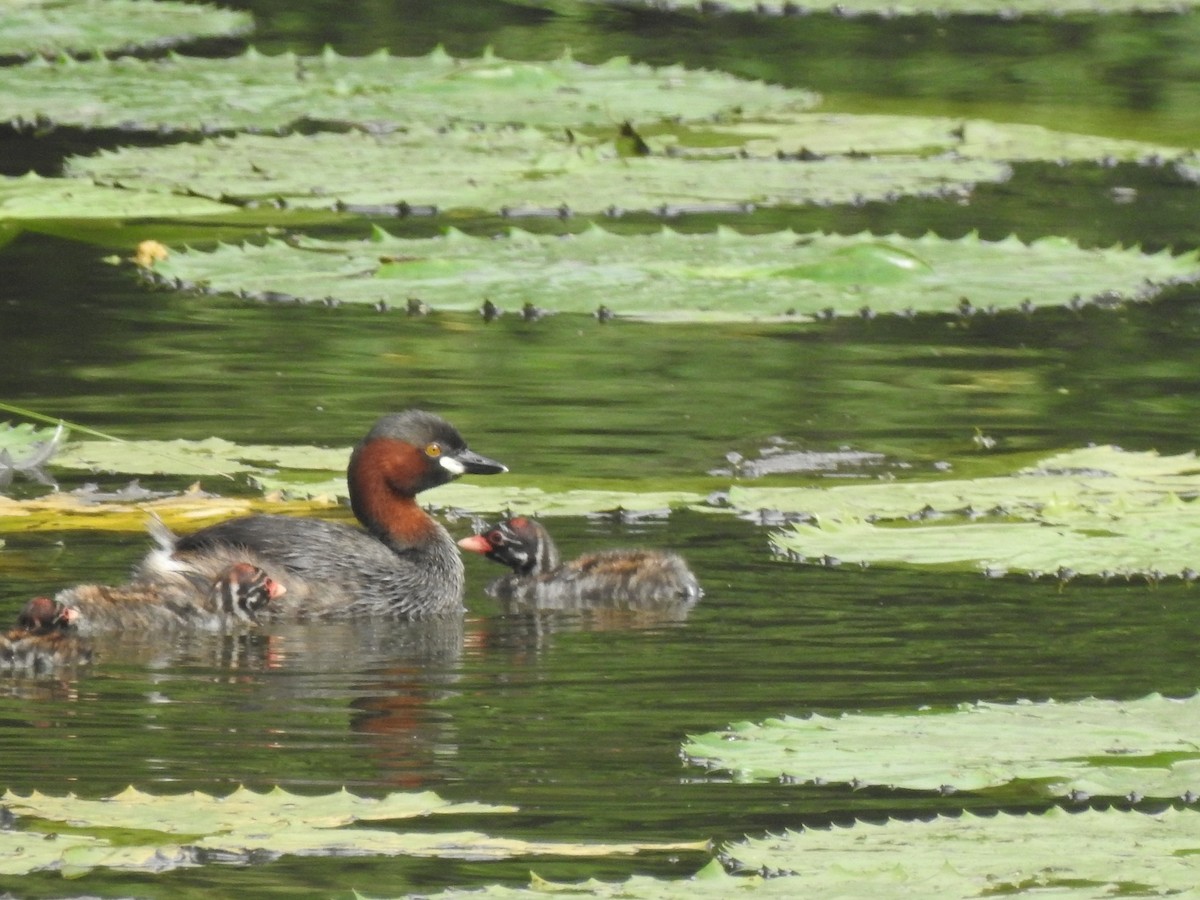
[
  {"xmin": 767, "ymin": 445, "xmax": 1200, "ymax": 577},
  {"xmin": 1, "ymin": 47, "xmax": 812, "ymax": 133},
  {"xmin": 68, "ymin": 129, "xmax": 1007, "ymax": 215},
  {"xmin": 0, "ymin": 172, "xmax": 236, "ymax": 221},
  {"xmin": 144, "ymin": 227, "xmax": 1199, "ymax": 319},
  {"xmin": 684, "ymin": 693, "xmax": 1200, "ymax": 798},
  {"xmin": 0, "ymin": 785, "xmax": 703, "ymax": 876},
  {"xmin": 0, "ymin": 0, "xmax": 253, "ymax": 61}
]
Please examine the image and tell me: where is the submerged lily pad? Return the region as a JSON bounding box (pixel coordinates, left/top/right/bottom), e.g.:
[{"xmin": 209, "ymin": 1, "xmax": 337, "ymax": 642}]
[
  {"xmin": 0, "ymin": 47, "xmax": 810, "ymax": 133},
  {"xmin": 0, "ymin": 0, "xmax": 253, "ymax": 61},
  {"xmin": 683, "ymin": 693, "xmax": 1200, "ymax": 798},
  {"xmin": 0, "ymin": 785, "xmax": 702, "ymax": 876},
  {"xmin": 145, "ymin": 227, "xmax": 1199, "ymax": 319},
  {"xmin": 767, "ymin": 445, "xmax": 1200, "ymax": 577},
  {"xmin": 68, "ymin": 129, "xmax": 1006, "ymax": 214},
  {"xmin": 0, "ymin": 172, "xmax": 237, "ymax": 221}
]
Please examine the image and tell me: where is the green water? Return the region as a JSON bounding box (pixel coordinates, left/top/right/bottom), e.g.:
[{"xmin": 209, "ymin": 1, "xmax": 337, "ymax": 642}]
[{"xmin": 3, "ymin": 1, "xmax": 1200, "ymax": 897}]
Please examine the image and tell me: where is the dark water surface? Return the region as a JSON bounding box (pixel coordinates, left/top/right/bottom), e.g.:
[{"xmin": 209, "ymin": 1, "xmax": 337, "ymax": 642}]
[{"xmin": 3, "ymin": 2, "xmax": 1200, "ymax": 898}]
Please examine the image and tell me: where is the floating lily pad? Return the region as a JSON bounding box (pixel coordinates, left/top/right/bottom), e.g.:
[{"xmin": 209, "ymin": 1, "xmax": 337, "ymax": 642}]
[
  {"xmin": 0, "ymin": 422, "xmax": 61, "ymax": 459},
  {"xmin": 33, "ymin": 440, "xmax": 1200, "ymax": 547},
  {"xmin": 4, "ymin": 433, "xmax": 710, "ymax": 526},
  {"xmin": 68, "ymin": 129, "xmax": 1006, "ymax": 215},
  {"xmin": 388, "ymin": 481, "xmax": 707, "ymax": 518},
  {"xmin": 1, "ymin": 47, "xmax": 811, "ymax": 133},
  {"xmin": 370, "ymin": 807, "xmax": 1200, "ymax": 899},
  {"xmin": 673, "ymin": 113, "xmax": 1188, "ymax": 163},
  {"xmin": 683, "ymin": 693, "xmax": 1200, "ymax": 798},
  {"xmin": 0, "ymin": 488, "xmax": 340, "ymax": 534},
  {"xmin": 0, "ymin": 785, "xmax": 703, "ymax": 876},
  {"xmin": 393, "ymin": 860, "xmax": 794, "ymax": 900},
  {"xmin": 0, "ymin": 0, "xmax": 253, "ymax": 61},
  {"xmin": 554, "ymin": 0, "xmax": 1200, "ymax": 16},
  {"xmin": 0, "ymin": 421, "xmax": 63, "ymax": 490},
  {"xmin": 725, "ymin": 808, "xmax": 1200, "ymax": 896},
  {"xmin": 143, "ymin": 227, "xmax": 1200, "ymax": 320},
  {"xmin": 0, "ymin": 172, "xmax": 237, "ymax": 221},
  {"xmin": 3, "ymin": 784, "xmax": 513, "ymax": 834},
  {"xmin": 53, "ymin": 436, "xmax": 347, "ymax": 478},
  {"xmin": 767, "ymin": 445, "xmax": 1200, "ymax": 577}
]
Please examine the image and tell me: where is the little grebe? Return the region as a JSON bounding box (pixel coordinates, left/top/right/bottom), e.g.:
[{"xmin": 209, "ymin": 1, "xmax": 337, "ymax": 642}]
[
  {"xmin": 2, "ymin": 596, "xmax": 90, "ymax": 673},
  {"xmin": 24, "ymin": 562, "xmax": 284, "ymax": 635},
  {"xmin": 139, "ymin": 410, "xmax": 506, "ymax": 618},
  {"xmin": 458, "ymin": 516, "xmax": 702, "ymax": 609}
]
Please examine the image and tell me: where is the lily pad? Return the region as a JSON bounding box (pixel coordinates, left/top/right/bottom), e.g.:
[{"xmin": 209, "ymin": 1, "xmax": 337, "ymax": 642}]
[
  {"xmin": 0, "ymin": 47, "xmax": 811, "ymax": 133},
  {"xmin": 0, "ymin": 0, "xmax": 253, "ymax": 61},
  {"xmin": 683, "ymin": 692, "xmax": 1200, "ymax": 798},
  {"xmin": 0, "ymin": 421, "xmax": 63, "ymax": 490},
  {"xmin": 0, "ymin": 489, "xmax": 341, "ymax": 534},
  {"xmin": 0, "ymin": 422, "xmax": 62, "ymax": 455},
  {"xmin": 0, "ymin": 785, "xmax": 703, "ymax": 876},
  {"xmin": 3, "ymin": 784, "xmax": 513, "ymax": 834},
  {"xmin": 672, "ymin": 113, "xmax": 1188, "ymax": 163},
  {"xmin": 725, "ymin": 808, "xmax": 1200, "ymax": 896},
  {"xmin": 67, "ymin": 129, "xmax": 1007, "ymax": 214},
  {"xmin": 388, "ymin": 860, "xmax": 797, "ymax": 899},
  {"xmin": 0, "ymin": 171, "xmax": 237, "ymax": 221},
  {"xmin": 53, "ymin": 436, "xmax": 348, "ymax": 478},
  {"xmin": 767, "ymin": 445, "xmax": 1200, "ymax": 577},
  {"xmin": 1, "ymin": 432, "xmax": 711, "ymax": 527},
  {"xmin": 144, "ymin": 227, "xmax": 1200, "ymax": 320},
  {"xmin": 553, "ymin": 0, "xmax": 1200, "ymax": 16},
  {"xmin": 368, "ymin": 807, "xmax": 1200, "ymax": 898}
]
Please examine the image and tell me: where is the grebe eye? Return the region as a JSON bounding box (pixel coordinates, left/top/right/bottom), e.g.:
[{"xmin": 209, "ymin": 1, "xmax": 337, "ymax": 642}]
[
  {"xmin": 425, "ymin": 443, "xmax": 442, "ymax": 458},
  {"xmin": 488, "ymin": 530, "xmax": 505, "ymax": 544}
]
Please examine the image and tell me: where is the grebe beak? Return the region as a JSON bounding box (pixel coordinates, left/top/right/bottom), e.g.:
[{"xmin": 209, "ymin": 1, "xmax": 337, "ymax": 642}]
[
  {"xmin": 457, "ymin": 534, "xmax": 494, "ymax": 554},
  {"xmin": 442, "ymin": 448, "xmax": 507, "ymax": 476}
]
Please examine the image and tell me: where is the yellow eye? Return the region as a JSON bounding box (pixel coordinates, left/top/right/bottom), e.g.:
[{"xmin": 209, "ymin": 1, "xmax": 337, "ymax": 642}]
[{"xmin": 425, "ymin": 443, "xmax": 442, "ymax": 458}]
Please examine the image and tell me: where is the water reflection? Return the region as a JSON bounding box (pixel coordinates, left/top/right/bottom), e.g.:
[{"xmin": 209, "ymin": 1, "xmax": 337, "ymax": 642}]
[{"xmin": 471, "ymin": 603, "xmax": 695, "ymax": 661}]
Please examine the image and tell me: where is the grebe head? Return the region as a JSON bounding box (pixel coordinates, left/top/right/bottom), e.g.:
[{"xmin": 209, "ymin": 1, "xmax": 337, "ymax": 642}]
[
  {"xmin": 213, "ymin": 563, "xmax": 286, "ymax": 621},
  {"xmin": 458, "ymin": 517, "xmax": 560, "ymax": 576},
  {"xmin": 349, "ymin": 410, "xmax": 506, "ymax": 541},
  {"xmin": 16, "ymin": 596, "xmax": 78, "ymax": 633}
]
